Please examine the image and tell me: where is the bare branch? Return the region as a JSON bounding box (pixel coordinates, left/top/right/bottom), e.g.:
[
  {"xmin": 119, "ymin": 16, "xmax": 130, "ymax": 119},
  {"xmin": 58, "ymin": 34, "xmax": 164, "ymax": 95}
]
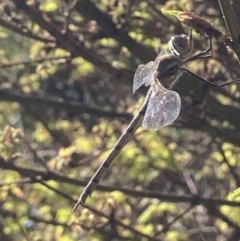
[{"xmin": 0, "ymin": 90, "xmax": 132, "ymax": 119}]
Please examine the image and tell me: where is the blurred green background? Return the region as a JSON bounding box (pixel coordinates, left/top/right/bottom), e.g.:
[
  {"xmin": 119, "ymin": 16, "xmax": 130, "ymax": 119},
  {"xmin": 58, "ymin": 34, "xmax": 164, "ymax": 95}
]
[{"xmin": 1, "ymin": 0, "xmax": 240, "ymax": 240}]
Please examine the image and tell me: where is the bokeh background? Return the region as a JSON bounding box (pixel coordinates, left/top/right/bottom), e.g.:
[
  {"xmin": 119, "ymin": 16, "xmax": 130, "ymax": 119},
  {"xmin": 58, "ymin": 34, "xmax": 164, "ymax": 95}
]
[{"xmin": 1, "ymin": 0, "xmax": 240, "ymax": 240}]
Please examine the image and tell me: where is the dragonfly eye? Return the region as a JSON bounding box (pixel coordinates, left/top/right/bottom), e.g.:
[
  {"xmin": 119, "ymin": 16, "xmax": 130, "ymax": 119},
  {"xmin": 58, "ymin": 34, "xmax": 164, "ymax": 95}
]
[{"xmin": 169, "ymin": 34, "xmax": 190, "ymax": 57}]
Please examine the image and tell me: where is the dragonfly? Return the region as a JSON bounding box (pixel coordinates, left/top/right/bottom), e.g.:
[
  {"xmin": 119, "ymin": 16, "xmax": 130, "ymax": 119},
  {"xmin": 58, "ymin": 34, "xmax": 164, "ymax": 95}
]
[{"xmin": 73, "ymin": 33, "xmax": 240, "ymax": 211}]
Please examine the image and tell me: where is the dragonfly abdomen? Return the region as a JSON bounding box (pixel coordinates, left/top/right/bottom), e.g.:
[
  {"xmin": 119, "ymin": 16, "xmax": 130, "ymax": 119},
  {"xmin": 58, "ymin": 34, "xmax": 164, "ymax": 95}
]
[{"xmin": 72, "ymin": 93, "xmax": 151, "ymax": 210}]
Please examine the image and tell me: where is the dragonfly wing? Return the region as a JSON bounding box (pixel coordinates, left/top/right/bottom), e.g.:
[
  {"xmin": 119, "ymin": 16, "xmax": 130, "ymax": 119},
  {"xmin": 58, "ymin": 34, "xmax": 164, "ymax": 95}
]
[
  {"xmin": 142, "ymin": 88, "xmax": 181, "ymax": 130},
  {"xmin": 133, "ymin": 61, "xmax": 156, "ymax": 93}
]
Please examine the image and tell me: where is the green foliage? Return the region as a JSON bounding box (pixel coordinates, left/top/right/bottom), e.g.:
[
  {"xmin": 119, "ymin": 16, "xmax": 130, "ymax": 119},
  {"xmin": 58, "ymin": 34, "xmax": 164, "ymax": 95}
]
[
  {"xmin": 229, "ymin": 188, "xmax": 240, "ymax": 201},
  {"xmin": 1, "ymin": 0, "xmax": 240, "ymax": 240},
  {"xmin": 161, "ymin": 9, "xmax": 183, "ymax": 18},
  {"xmin": 39, "ymin": 0, "xmax": 60, "ymax": 12}
]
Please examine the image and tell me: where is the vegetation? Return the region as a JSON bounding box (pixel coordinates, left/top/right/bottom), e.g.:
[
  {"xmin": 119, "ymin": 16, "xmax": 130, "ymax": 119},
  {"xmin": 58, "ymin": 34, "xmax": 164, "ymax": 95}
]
[{"xmin": 1, "ymin": 0, "xmax": 240, "ymax": 240}]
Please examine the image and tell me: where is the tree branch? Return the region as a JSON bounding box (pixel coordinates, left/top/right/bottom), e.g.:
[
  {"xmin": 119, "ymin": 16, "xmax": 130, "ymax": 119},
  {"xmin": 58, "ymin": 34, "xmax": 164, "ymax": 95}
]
[
  {"xmin": 72, "ymin": 0, "xmax": 156, "ymax": 62},
  {"xmin": 0, "ymin": 56, "xmax": 71, "ymax": 68},
  {"xmin": 11, "ymin": 0, "xmax": 134, "ymax": 83},
  {"xmin": 1, "ymin": 158, "xmax": 240, "ymax": 208},
  {"xmin": 0, "ymin": 18, "xmax": 55, "ymax": 43},
  {"xmin": 0, "ymin": 90, "xmax": 132, "ymax": 119}
]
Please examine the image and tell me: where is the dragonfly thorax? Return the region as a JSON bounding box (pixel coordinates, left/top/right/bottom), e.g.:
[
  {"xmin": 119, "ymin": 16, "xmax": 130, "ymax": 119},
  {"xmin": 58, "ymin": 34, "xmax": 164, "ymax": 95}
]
[{"xmin": 156, "ymin": 54, "xmax": 182, "ymax": 84}]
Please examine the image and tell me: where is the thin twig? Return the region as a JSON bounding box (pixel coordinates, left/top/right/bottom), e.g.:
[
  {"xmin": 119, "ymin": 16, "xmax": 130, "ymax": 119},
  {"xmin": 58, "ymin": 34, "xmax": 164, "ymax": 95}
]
[
  {"xmin": 217, "ymin": 141, "xmax": 240, "ymax": 187},
  {"xmin": 0, "ymin": 56, "xmax": 71, "ymax": 68},
  {"xmin": 0, "ymin": 91, "xmax": 132, "ymax": 119},
  {"xmin": 1, "ymin": 158, "xmax": 240, "ymax": 208},
  {"xmin": 0, "ymin": 18, "xmax": 55, "ymax": 43},
  {"xmin": 218, "ymin": 0, "xmax": 240, "ymax": 60},
  {"xmin": 156, "ymin": 205, "xmax": 194, "ymax": 236},
  {"xmin": 82, "ymin": 203, "xmax": 162, "ymax": 241}
]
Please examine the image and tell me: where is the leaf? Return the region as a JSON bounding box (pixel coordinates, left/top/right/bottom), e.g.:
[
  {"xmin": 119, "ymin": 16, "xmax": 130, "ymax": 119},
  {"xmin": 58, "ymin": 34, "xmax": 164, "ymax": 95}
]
[
  {"xmin": 40, "ymin": 0, "xmax": 59, "ymax": 12},
  {"xmin": 161, "ymin": 9, "xmax": 183, "ymax": 18},
  {"xmin": 229, "ymin": 188, "xmax": 240, "ymax": 201}
]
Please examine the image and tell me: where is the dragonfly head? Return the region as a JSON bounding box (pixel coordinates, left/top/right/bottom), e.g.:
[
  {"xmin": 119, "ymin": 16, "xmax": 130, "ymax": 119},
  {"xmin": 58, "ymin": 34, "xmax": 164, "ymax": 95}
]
[
  {"xmin": 169, "ymin": 34, "xmax": 192, "ymax": 60},
  {"xmin": 157, "ymin": 54, "xmax": 181, "ymax": 84}
]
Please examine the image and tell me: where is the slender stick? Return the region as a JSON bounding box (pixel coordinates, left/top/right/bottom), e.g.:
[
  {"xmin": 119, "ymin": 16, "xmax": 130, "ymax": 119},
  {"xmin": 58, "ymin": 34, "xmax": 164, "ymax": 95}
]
[{"xmin": 218, "ymin": 0, "xmax": 240, "ymax": 60}]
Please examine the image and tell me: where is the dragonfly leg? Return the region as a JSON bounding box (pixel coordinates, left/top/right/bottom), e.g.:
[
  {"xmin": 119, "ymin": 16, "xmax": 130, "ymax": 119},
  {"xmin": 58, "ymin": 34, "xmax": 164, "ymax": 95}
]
[
  {"xmin": 187, "ymin": 26, "xmax": 193, "ymax": 56},
  {"xmin": 183, "ymin": 67, "xmax": 240, "ymax": 87},
  {"xmin": 185, "ymin": 34, "xmax": 212, "ymax": 62}
]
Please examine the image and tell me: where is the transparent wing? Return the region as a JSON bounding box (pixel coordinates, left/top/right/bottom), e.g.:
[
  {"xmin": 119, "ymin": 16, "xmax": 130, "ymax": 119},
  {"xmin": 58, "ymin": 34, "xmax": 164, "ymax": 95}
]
[
  {"xmin": 133, "ymin": 62, "xmax": 152, "ymax": 93},
  {"xmin": 142, "ymin": 86, "xmax": 181, "ymax": 130},
  {"xmin": 133, "ymin": 50, "xmax": 167, "ymax": 94},
  {"xmin": 133, "ymin": 61, "xmax": 155, "ymax": 93}
]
